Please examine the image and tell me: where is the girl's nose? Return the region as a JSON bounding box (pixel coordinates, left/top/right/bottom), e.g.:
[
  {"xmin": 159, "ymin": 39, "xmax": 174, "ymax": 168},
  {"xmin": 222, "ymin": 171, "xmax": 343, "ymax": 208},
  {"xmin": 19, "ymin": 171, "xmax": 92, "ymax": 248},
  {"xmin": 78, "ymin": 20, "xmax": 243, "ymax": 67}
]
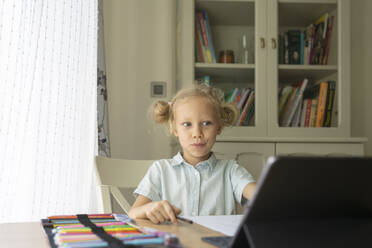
[{"xmin": 193, "ymin": 126, "xmax": 203, "ymax": 139}]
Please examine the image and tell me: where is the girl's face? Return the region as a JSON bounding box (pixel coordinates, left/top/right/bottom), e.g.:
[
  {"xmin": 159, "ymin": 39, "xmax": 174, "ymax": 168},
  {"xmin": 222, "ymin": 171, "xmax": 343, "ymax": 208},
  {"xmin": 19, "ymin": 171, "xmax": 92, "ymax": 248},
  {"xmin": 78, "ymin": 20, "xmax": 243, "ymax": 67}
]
[{"xmin": 172, "ymin": 96, "xmax": 221, "ymax": 166}]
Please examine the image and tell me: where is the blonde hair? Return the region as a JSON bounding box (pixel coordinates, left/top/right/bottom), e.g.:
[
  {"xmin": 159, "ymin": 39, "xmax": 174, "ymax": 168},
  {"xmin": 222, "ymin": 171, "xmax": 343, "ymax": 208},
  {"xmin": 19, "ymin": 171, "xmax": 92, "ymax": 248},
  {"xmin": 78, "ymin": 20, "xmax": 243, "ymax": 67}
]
[{"xmin": 152, "ymin": 84, "xmax": 239, "ymax": 135}]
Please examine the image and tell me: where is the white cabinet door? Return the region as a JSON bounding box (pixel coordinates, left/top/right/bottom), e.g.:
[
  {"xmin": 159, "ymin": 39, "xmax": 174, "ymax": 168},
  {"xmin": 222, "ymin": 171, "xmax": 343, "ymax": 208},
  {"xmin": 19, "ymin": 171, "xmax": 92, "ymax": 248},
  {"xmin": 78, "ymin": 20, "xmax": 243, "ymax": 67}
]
[
  {"xmin": 213, "ymin": 142, "xmax": 275, "ymax": 181},
  {"xmin": 276, "ymin": 143, "xmax": 364, "ymax": 156},
  {"xmin": 266, "ymin": 0, "xmax": 351, "ymax": 138}
]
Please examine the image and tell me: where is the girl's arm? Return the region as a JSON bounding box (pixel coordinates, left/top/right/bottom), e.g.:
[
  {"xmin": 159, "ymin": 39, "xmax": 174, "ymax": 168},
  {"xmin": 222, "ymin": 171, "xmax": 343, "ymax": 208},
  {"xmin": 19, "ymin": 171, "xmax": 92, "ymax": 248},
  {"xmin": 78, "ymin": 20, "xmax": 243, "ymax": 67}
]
[
  {"xmin": 242, "ymin": 182, "xmax": 257, "ymax": 200},
  {"xmin": 128, "ymin": 195, "xmax": 181, "ymax": 224}
]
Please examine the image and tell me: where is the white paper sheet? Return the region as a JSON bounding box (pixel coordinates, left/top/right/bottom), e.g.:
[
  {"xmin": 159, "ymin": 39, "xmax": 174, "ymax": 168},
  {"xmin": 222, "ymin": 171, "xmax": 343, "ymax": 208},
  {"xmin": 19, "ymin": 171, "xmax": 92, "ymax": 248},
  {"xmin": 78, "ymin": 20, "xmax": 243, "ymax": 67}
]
[{"xmin": 184, "ymin": 215, "xmax": 244, "ymax": 236}]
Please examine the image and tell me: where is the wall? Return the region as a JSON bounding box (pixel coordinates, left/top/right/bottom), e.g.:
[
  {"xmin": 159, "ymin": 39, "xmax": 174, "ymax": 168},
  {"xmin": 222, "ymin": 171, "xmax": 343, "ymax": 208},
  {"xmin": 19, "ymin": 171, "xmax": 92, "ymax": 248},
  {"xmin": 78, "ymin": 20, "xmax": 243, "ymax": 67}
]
[
  {"xmin": 103, "ymin": 0, "xmax": 176, "ymax": 159},
  {"xmin": 351, "ymin": 0, "xmax": 372, "ymax": 156}
]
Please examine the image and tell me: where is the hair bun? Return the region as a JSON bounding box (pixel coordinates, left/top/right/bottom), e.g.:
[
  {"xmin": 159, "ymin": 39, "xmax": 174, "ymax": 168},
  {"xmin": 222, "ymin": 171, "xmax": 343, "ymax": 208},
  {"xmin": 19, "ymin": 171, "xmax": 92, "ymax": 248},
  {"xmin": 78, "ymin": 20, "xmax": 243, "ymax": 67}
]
[
  {"xmin": 153, "ymin": 100, "xmax": 170, "ymax": 124},
  {"xmin": 220, "ymin": 102, "xmax": 239, "ymax": 126}
]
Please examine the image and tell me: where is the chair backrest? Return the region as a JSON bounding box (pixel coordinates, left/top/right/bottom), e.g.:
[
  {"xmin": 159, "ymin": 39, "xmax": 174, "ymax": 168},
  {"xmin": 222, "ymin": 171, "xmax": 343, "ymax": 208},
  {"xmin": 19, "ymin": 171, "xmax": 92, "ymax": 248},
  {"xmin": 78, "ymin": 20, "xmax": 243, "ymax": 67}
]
[{"xmin": 95, "ymin": 156, "xmax": 154, "ymax": 214}]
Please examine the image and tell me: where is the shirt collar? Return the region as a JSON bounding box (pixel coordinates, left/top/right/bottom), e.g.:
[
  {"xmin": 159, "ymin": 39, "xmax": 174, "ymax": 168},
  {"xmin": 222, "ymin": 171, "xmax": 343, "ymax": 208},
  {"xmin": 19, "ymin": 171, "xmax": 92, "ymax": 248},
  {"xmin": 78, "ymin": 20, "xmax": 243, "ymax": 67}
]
[{"xmin": 170, "ymin": 151, "xmax": 217, "ymax": 168}]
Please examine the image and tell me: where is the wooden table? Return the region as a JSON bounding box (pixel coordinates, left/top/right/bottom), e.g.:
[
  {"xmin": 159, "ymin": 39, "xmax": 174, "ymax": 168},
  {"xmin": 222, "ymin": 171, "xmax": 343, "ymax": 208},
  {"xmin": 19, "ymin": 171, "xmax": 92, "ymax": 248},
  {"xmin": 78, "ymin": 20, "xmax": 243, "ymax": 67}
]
[
  {"xmin": 0, "ymin": 222, "xmax": 50, "ymax": 248},
  {"xmin": 0, "ymin": 220, "xmax": 224, "ymax": 248},
  {"xmin": 135, "ymin": 219, "xmax": 225, "ymax": 247}
]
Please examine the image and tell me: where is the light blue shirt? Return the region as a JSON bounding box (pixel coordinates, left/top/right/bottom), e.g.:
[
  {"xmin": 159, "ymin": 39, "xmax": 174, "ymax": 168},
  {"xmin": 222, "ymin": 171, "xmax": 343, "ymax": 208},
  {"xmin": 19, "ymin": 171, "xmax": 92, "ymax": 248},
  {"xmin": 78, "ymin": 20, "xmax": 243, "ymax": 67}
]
[{"xmin": 134, "ymin": 152, "xmax": 255, "ymax": 216}]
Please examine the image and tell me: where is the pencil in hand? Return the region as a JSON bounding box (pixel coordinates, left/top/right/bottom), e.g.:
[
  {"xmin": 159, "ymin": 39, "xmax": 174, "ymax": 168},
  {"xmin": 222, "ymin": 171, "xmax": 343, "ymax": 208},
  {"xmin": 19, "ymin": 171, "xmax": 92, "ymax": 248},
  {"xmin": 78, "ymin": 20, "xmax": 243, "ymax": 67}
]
[{"xmin": 176, "ymin": 216, "xmax": 193, "ymax": 224}]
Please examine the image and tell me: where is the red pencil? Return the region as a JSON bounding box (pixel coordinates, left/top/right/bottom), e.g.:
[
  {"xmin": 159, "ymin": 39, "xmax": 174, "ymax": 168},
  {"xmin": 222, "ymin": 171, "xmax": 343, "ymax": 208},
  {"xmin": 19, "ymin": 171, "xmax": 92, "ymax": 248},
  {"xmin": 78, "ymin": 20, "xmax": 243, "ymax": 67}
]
[{"xmin": 48, "ymin": 214, "xmax": 113, "ymax": 219}]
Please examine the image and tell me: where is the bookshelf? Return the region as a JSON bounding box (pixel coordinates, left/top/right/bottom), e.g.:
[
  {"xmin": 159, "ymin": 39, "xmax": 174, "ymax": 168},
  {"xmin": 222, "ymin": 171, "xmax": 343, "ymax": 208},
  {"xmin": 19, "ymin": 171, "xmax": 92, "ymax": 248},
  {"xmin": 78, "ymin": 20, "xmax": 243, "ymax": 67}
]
[
  {"xmin": 267, "ymin": 0, "xmax": 348, "ymax": 138},
  {"xmin": 176, "ymin": 0, "xmax": 366, "ymax": 177}
]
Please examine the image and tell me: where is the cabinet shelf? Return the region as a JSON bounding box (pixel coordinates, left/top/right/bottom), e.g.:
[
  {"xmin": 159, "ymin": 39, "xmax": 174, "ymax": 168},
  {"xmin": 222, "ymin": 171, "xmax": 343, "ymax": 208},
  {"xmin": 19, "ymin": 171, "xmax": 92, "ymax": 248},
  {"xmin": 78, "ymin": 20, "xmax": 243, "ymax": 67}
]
[
  {"xmin": 195, "ymin": 63, "xmax": 255, "ymax": 69},
  {"xmin": 278, "ymin": 64, "xmax": 337, "ymax": 69},
  {"xmin": 195, "ymin": 63, "xmax": 255, "ymax": 83},
  {"xmin": 278, "ymin": 64, "xmax": 337, "ymax": 82}
]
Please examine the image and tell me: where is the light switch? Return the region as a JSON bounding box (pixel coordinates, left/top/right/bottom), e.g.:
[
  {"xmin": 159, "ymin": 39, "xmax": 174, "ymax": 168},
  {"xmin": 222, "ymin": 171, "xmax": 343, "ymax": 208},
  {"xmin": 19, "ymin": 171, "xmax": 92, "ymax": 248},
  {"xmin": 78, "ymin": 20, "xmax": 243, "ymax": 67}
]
[{"xmin": 151, "ymin": 81, "xmax": 166, "ymax": 98}]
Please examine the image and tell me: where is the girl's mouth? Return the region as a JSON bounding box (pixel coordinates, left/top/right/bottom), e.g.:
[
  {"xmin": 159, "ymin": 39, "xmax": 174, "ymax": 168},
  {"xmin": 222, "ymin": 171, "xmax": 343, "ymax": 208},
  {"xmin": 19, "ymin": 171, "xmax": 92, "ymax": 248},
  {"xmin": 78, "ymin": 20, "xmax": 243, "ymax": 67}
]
[{"xmin": 192, "ymin": 143, "xmax": 206, "ymax": 147}]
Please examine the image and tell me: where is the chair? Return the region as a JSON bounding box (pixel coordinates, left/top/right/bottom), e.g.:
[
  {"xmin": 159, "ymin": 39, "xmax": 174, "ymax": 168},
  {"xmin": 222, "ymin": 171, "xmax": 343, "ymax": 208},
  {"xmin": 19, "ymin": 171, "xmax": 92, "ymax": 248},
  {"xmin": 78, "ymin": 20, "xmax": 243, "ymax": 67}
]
[{"xmin": 95, "ymin": 156, "xmax": 154, "ymax": 214}]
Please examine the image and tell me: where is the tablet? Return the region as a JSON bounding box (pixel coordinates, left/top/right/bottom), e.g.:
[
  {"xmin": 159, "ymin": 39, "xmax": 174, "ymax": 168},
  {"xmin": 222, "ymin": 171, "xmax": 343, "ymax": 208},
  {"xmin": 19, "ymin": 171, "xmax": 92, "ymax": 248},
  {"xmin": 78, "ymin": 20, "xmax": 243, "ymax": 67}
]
[{"xmin": 229, "ymin": 156, "xmax": 372, "ymax": 248}]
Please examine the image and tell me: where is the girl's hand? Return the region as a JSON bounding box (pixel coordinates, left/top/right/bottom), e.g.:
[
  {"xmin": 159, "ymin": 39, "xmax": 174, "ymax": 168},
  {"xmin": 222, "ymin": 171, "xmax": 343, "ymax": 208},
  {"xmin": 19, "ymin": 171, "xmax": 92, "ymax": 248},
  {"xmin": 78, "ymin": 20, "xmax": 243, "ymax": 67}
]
[
  {"xmin": 145, "ymin": 200, "xmax": 181, "ymax": 224},
  {"xmin": 129, "ymin": 195, "xmax": 181, "ymax": 224}
]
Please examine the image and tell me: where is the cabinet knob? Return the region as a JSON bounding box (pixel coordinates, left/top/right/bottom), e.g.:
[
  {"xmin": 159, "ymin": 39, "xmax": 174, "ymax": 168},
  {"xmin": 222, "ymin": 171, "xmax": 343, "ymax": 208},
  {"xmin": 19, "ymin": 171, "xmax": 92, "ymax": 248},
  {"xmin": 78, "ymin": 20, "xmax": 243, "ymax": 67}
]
[
  {"xmin": 271, "ymin": 38, "xmax": 277, "ymax": 49},
  {"xmin": 260, "ymin": 38, "xmax": 265, "ymax": 48}
]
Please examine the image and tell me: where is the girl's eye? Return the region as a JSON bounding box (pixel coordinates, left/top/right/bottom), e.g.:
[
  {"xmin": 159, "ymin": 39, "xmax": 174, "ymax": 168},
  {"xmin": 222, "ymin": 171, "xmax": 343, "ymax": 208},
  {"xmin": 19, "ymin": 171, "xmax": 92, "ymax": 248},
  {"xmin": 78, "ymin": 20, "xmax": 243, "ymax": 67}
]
[
  {"xmin": 182, "ymin": 122, "xmax": 191, "ymax": 127},
  {"xmin": 202, "ymin": 121, "xmax": 212, "ymax": 126}
]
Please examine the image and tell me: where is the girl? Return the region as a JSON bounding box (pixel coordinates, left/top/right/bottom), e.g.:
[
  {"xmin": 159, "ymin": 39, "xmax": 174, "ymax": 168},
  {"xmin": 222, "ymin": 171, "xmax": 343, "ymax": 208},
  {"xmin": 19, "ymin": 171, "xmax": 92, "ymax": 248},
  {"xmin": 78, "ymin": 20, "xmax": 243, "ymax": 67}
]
[{"xmin": 128, "ymin": 84, "xmax": 256, "ymax": 224}]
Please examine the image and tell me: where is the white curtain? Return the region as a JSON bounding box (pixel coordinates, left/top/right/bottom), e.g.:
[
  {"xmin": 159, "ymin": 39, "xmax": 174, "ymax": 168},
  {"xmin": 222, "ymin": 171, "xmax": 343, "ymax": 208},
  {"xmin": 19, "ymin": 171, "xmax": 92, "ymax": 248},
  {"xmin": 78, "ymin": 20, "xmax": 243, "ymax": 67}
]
[
  {"xmin": 97, "ymin": 0, "xmax": 110, "ymax": 157},
  {"xmin": 0, "ymin": 0, "xmax": 98, "ymax": 222}
]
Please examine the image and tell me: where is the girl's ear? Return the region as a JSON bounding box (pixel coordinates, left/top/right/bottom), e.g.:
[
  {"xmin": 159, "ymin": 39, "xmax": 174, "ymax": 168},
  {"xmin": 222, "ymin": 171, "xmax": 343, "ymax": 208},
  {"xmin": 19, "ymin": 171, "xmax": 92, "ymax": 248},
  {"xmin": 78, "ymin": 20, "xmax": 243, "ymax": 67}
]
[
  {"xmin": 172, "ymin": 122, "xmax": 178, "ymax": 136},
  {"xmin": 217, "ymin": 125, "xmax": 222, "ymax": 135},
  {"xmin": 173, "ymin": 129, "xmax": 178, "ymax": 137}
]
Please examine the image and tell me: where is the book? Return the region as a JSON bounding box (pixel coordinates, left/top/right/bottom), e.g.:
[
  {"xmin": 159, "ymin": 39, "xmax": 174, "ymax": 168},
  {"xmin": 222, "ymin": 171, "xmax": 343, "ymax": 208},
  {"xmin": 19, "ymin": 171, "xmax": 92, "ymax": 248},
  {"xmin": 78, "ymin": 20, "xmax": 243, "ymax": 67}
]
[
  {"xmin": 237, "ymin": 91, "xmax": 254, "ymax": 126},
  {"xmin": 197, "ymin": 11, "xmax": 212, "ymax": 63},
  {"xmin": 281, "ymin": 78, "xmax": 309, "ymax": 127},
  {"xmin": 300, "ymin": 99, "xmax": 309, "ymax": 127},
  {"xmin": 291, "ymin": 102, "xmax": 302, "ymax": 127},
  {"xmin": 237, "ymin": 88, "xmax": 250, "ymax": 110},
  {"xmin": 314, "ymin": 12, "xmax": 329, "ymax": 39},
  {"xmin": 203, "ymin": 75, "xmax": 211, "ymax": 85},
  {"xmin": 229, "ymin": 88, "xmax": 240, "ymax": 103},
  {"xmin": 195, "ymin": 75, "xmax": 211, "ymax": 85},
  {"xmin": 195, "ymin": 13, "xmax": 207, "ymax": 62},
  {"xmin": 195, "ymin": 21, "xmax": 204, "ymax": 62},
  {"xmin": 234, "ymin": 90, "xmax": 242, "ymax": 105},
  {"xmin": 303, "ymin": 98, "xmax": 313, "ymax": 127},
  {"xmin": 315, "ymin": 81, "xmax": 329, "ymax": 127},
  {"xmin": 311, "ymin": 13, "xmax": 329, "ymax": 64},
  {"xmin": 278, "ymin": 85, "xmax": 293, "ymax": 118},
  {"xmin": 319, "ymin": 15, "xmax": 331, "ymax": 64},
  {"xmin": 280, "ymin": 86, "xmax": 297, "ymax": 125},
  {"xmin": 224, "ymin": 88, "xmax": 235, "ymax": 102},
  {"xmin": 303, "ymin": 82, "xmax": 320, "ymax": 99},
  {"xmin": 323, "ymin": 15, "xmax": 335, "ymax": 65},
  {"xmin": 309, "ymin": 99, "xmax": 318, "ymax": 127},
  {"xmin": 323, "ymin": 81, "xmax": 336, "ymax": 127},
  {"xmin": 300, "ymin": 31, "xmax": 304, "ymax": 64},
  {"xmin": 202, "ymin": 10, "xmax": 216, "ymax": 63},
  {"xmin": 284, "ymin": 32, "xmax": 289, "ymax": 64},
  {"xmin": 305, "ymin": 23, "xmax": 315, "ymax": 65},
  {"xmin": 287, "ymin": 30, "xmax": 301, "ymax": 64},
  {"xmin": 243, "ymin": 98, "xmax": 255, "ymax": 126}
]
